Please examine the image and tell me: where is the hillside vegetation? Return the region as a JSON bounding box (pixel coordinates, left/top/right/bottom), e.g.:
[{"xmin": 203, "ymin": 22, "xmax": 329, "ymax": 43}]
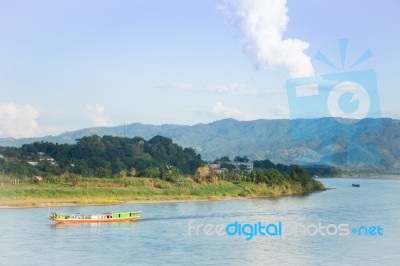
[
  {"xmin": 0, "ymin": 135, "xmax": 202, "ymax": 177},
  {"xmin": 0, "ymin": 136, "xmax": 324, "ymax": 207}
]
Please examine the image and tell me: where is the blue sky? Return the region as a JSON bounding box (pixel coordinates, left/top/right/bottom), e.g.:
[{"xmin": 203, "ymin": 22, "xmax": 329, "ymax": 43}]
[{"xmin": 0, "ymin": 0, "xmax": 399, "ymax": 138}]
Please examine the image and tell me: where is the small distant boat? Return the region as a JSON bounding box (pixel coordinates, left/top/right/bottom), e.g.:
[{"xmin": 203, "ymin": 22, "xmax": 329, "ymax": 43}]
[
  {"xmin": 49, "ymin": 211, "xmax": 141, "ymax": 223},
  {"xmin": 352, "ymin": 184, "xmax": 360, "ymax": 187}
]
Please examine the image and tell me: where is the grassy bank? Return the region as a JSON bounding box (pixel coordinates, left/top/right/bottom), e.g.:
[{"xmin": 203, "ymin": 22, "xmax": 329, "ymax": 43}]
[{"xmin": 0, "ymin": 176, "xmax": 324, "ymax": 208}]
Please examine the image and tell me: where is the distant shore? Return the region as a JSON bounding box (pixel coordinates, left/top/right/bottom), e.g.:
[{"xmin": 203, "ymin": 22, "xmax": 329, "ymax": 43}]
[{"xmin": 321, "ymin": 174, "xmax": 400, "ymax": 180}]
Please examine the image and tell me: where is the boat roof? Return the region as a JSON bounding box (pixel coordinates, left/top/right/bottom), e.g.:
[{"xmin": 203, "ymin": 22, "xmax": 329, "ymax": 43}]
[{"xmin": 51, "ymin": 211, "xmax": 141, "ymax": 215}]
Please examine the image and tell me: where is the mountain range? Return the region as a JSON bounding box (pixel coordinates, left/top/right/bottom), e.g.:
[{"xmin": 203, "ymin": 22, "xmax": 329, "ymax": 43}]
[{"xmin": 1, "ymin": 118, "xmax": 399, "ymax": 171}]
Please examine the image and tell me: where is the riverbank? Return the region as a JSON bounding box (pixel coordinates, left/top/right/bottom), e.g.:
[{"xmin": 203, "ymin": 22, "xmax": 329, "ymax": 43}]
[
  {"xmin": 0, "ymin": 177, "xmax": 324, "ymax": 208},
  {"xmin": 0, "ymin": 195, "xmax": 289, "ymax": 209},
  {"xmin": 0, "ymin": 197, "xmax": 240, "ymax": 209}
]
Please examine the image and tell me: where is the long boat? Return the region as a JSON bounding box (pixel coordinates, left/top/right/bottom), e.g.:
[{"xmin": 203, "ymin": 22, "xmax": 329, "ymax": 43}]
[{"xmin": 49, "ymin": 211, "xmax": 141, "ymax": 223}]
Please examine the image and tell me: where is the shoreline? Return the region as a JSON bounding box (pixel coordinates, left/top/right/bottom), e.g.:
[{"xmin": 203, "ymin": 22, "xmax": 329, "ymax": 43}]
[
  {"xmin": 0, "ymin": 197, "xmax": 237, "ymax": 209},
  {"xmin": 2, "ymin": 176, "xmax": 398, "ymax": 209},
  {"xmin": 0, "ymin": 197, "xmax": 257, "ymax": 209},
  {"xmin": 0, "ymin": 191, "xmax": 325, "ymax": 209}
]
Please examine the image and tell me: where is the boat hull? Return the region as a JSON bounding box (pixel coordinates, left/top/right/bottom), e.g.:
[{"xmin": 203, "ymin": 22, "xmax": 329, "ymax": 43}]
[{"xmin": 49, "ymin": 217, "xmax": 140, "ymax": 223}]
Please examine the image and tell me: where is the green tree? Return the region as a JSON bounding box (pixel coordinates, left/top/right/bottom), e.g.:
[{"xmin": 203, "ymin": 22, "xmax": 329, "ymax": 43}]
[
  {"xmin": 214, "ymin": 156, "xmax": 230, "ymax": 163},
  {"xmin": 144, "ymin": 167, "xmax": 160, "ymax": 178},
  {"xmin": 165, "ymin": 167, "xmax": 180, "ymax": 182},
  {"xmin": 234, "ymin": 156, "xmax": 250, "ymax": 162}
]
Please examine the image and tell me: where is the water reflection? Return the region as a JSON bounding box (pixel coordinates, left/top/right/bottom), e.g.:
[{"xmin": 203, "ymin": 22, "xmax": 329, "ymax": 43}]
[{"xmin": 50, "ymin": 220, "xmax": 141, "ymax": 229}]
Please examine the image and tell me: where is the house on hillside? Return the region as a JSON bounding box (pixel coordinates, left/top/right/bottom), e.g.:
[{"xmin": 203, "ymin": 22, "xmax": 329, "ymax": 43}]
[
  {"xmin": 39, "ymin": 155, "xmax": 55, "ymax": 162},
  {"xmin": 208, "ymin": 161, "xmax": 254, "ymax": 173},
  {"xmin": 26, "ymin": 158, "xmax": 39, "ymax": 166},
  {"xmin": 209, "ymin": 163, "xmax": 228, "ymax": 174},
  {"xmin": 38, "ymin": 155, "xmax": 57, "ymax": 166}
]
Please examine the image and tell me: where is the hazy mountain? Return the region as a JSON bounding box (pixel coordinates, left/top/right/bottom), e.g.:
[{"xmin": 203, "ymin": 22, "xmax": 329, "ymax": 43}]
[{"xmin": 1, "ymin": 118, "xmax": 399, "ymax": 171}]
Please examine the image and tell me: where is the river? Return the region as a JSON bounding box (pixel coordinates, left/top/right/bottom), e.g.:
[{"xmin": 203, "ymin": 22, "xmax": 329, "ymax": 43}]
[{"xmin": 1, "ymin": 177, "xmax": 399, "ymax": 265}]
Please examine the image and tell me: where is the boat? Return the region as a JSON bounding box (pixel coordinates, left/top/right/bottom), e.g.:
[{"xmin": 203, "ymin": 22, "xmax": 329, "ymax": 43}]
[
  {"xmin": 49, "ymin": 211, "xmax": 141, "ymax": 223},
  {"xmin": 352, "ymin": 184, "xmax": 360, "ymax": 187}
]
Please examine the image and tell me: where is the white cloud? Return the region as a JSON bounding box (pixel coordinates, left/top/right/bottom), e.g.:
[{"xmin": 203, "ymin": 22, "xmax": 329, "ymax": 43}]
[
  {"xmin": 0, "ymin": 102, "xmax": 39, "ymax": 138},
  {"xmin": 206, "ymin": 83, "xmax": 258, "ymax": 94},
  {"xmin": 164, "ymin": 83, "xmax": 197, "ymax": 91},
  {"xmin": 85, "ymin": 103, "xmax": 109, "ymax": 127},
  {"xmin": 162, "ymin": 82, "xmax": 261, "ymax": 95},
  {"xmin": 211, "ymin": 102, "xmax": 254, "ymax": 120},
  {"xmin": 219, "ymin": 0, "xmax": 315, "ymax": 78}
]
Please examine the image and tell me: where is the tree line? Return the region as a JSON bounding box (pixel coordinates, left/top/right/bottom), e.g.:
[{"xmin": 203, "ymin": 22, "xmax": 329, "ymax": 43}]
[
  {"xmin": 0, "ymin": 135, "xmax": 202, "ymax": 178},
  {"xmin": 0, "ymin": 135, "xmax": 330, "ymax": 189}
]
